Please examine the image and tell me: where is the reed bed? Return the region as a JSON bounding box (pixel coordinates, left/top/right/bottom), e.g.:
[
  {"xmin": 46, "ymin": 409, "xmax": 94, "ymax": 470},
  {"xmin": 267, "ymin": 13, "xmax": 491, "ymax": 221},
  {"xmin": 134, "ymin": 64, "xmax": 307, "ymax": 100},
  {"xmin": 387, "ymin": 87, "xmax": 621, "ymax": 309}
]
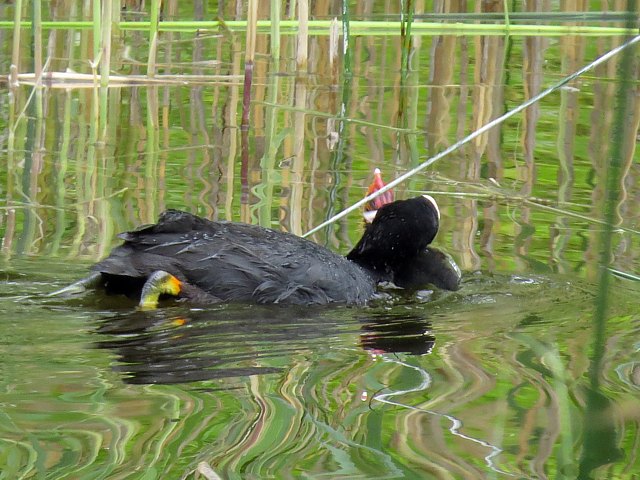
[
  {"xmin": 3, "ymin": 2, "xmax": 638, "ymax": 232},
  {"xmin": 2, "ymin": 7, "xmax": 638, "ymax": 295},
  {"xmin": 1, "ymin": 3, "xmax": 640, "ymax": 479}
]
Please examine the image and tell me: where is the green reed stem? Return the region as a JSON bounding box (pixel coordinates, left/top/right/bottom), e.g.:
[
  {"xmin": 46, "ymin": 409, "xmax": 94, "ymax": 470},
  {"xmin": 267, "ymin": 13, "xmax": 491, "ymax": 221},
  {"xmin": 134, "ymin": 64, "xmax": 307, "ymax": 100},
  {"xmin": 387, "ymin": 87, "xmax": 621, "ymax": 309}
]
[
  {"xmin": 503, "ymin": 0, "xmax": 510, "ymax": 30},
  {"xmin": 32, "ymin": 0, "xmax": 44, "ymax": 129},
  {"xmin": 49, "ymin": 90, "xmax": 72, "ymax": 255},
  {"xmin": 7, "ymin": 0, "xmax": 22, "ymax": 226},
  {"xmin": 99, "ymin": 0, "xmax": 113, "ymax": 142},
  {"xmin": 147, "ymin": 0, "xmax": 160, "ymax": 77},
  {"xmin": 580, "ymin": 5, "xmax": 637, "ymax": 473},
  {"xmin": 69, "ymin": 98, "xmax": 89, "ymax": 258},
  {"xmin": 256, "ymin": 69, "xmax": 281, "ymax": 227},
  {"xmin": 400, "ymin": 0, "xmax": 413, "ymax": 77},
  {"xmin": 398, "ymin": 0, "xmax": 415, "ymax": 159},
  {"xmin": 145, "ymin": 87, "xmax": 159, "ymax": 223},
  {"xmin": 145, "ymin": 0, "xmax": 160, "ymax": 189},
  {"xmin": 92, "ymin": 0, "xmax": 101, "ymax": 59},
  {"xmin": 403, "ymin": 53, "xmax": 420, "ymax": 168},
  {"xmin": 324, "ymin": 8, "xmax": 354, "ymax": 239},
  {"xmin": 257, "ymin": 1, "xmax": 284, "ymax": 225},
  {"xmin": 0, "ymin": 20, "xmax": 635, "ymax": 36},
  {"xmin": 589, "ymin": 32, "xmax": 637, "ymax": 391},
  {"xmin": 270, "ymin": 0, "xmax": 281, "ymax": 60}
]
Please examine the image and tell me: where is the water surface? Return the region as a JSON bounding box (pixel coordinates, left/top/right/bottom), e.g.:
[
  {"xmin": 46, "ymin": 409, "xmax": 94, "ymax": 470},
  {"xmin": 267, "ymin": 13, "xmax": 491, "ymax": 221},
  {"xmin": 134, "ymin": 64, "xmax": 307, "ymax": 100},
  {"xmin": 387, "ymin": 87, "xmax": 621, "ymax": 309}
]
[{"xmin": 1, "ymin": 2, "xmax": 640, "ymax": 478}]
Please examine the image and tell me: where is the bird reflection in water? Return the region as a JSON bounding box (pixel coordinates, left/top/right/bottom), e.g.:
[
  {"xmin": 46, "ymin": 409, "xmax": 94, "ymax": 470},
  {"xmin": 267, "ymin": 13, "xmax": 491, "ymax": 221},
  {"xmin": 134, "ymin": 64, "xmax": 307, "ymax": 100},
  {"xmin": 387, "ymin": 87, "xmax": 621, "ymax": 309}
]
[
  {"xmin": 95, "ymin": 304, "xmax": 347, "ymax": 384},
  {"xmin": 94, "ymin": 304, "xmax": 436, "ymax": 385},
  {"xmin": 359, "ymin": 312, "xmax": 435, "ymax": 356}
]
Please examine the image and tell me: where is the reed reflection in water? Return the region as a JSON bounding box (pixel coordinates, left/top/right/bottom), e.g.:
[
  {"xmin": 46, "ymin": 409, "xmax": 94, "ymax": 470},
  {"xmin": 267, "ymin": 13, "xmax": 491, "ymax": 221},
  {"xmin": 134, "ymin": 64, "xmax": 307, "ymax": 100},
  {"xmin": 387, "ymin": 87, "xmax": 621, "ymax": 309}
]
[
  {"xmin": 1, "ymin": 1, "xmax": 640, "ymax": 479},
  {"xmin": 40, "ymin": 273, "xmax": 633, "ymax": 478},
  {"xmin": 2, "ymin": 4, "xmax": 638, "ymax": 284}
]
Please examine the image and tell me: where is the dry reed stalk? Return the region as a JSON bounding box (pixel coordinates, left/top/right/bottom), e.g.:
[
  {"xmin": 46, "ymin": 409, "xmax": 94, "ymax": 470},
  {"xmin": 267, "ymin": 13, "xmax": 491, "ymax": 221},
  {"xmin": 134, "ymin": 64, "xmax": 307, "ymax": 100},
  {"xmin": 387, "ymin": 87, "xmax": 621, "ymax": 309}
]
[
  {"xmin": 33, "ymin": 0, "xmax": 42, "ymax": 105},
  {"xmin": 329, "ymin": 17, "xmax": 339, "ymax": 78},
  {"xmin": 15, "ymin": 72, "xmax": 243, "ymax": 87},
  {"xmin": 290, "ymin": 80, "xmax": 307, "ymax": 237},
  {"xmin": 240, "ymin": 0, "xmax": 259, "ymax": 207},
  {"xmin": 225, "ymin": 35, "xmax": 242, "ymax": 221},
  {"xmin": 241, "ymin": 0, "xmax": 258, "ymax": 130},
  {"xmin": 290, "ymin": 0, "xmax": 310, "ymax": 236},
  {"xmin": 296, "ymin": 0, "xmax": 308, "ymax": 71},
  {"xmin": 9, "ymin": 0, "xmax": 23, "ymax": 87}
]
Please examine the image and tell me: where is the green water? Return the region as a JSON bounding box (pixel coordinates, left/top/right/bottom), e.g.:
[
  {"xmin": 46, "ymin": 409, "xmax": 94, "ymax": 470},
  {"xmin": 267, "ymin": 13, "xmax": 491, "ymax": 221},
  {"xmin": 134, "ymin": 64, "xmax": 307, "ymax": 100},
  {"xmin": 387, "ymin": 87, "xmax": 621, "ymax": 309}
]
[
  {"xmin": 2, "ymin": 2, "xmax": 640, "ymax": 478},
  {"xmin": 2, "ymin": 260, "xmax": 639, "ymax": 478}
]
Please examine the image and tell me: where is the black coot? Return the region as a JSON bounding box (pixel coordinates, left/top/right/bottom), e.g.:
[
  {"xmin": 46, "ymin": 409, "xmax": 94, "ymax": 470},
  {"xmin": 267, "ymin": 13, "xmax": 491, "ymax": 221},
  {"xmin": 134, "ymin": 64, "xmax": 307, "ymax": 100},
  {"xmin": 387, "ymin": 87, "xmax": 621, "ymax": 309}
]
[
  {"xmin": 360, "ymin": 168, "xmax": 461, "ymax": 292},
  {"xmin": 53, "ymin": 195, "xmax": 447, "ymax": 307}
]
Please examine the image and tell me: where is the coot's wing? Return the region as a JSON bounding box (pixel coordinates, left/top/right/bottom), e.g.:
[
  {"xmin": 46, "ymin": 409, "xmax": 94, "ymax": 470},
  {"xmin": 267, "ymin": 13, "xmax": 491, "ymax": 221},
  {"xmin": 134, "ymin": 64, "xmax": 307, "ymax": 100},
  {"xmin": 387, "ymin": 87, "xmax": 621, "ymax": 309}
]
[
  {"xmin": 171, "ymin": 228, "xmax": 375, "ymax": 304},
  {"xmin": 93, "ymin": 210, "xmax": 281, "ymax": 287},
  {"xmin": 94, "ymin": 210, "xmax": 374, "ymax": 305},
  {"xmin": 92, "ymin": 210, "xmax": 213, "ymax": 279}
]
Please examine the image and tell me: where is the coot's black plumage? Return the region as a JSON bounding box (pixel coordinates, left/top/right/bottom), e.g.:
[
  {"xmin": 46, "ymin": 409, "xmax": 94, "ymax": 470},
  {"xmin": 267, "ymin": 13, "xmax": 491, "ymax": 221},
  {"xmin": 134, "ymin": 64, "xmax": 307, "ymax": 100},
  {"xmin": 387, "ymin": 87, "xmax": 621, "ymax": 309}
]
[
  {"xmin": 359, "ymin": 169, "xmax": 461, "ymax": 292},
  {"xmin": 392, "ymin": 247, "xmax": 461, "ymax": 292},
  {"xmin": 55, "ymin": 194, "xmax": 457, "ymax": 307},
  {"xmin": 94, "ymin": 209, "xmax": 377, "ymax": 305},
  {"xmin": 347, "ymin": 195, "xmax": 440, "ymax": 281}
]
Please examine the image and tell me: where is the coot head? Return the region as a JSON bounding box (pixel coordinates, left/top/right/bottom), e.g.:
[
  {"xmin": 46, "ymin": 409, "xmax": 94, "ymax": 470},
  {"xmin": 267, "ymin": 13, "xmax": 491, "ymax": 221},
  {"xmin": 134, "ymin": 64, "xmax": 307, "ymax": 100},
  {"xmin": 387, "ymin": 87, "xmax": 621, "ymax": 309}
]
[
  {"xmin": 354, "ymin": 169, "xmax": 461, "ymax": 291},
  {"xmin": 347, "ymin": 194, "xmax": 441, "ymax": 280}
]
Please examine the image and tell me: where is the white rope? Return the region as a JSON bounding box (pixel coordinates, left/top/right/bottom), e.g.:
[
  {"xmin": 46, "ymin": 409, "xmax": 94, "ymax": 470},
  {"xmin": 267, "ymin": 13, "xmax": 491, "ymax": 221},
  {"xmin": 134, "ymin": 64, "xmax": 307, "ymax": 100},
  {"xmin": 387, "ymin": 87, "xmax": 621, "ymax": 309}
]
[{"xmin": 303, "ymin": 33, "xmax": 640, "ymax": 238}]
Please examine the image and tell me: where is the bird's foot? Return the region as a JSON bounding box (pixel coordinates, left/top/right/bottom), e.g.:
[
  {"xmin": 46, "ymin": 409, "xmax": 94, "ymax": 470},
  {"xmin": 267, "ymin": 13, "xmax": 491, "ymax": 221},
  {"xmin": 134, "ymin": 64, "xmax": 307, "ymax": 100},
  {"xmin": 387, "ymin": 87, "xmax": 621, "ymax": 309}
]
[{"xmin": 139, "ymin": 271, "xmax": 183, "ymax": 310}]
